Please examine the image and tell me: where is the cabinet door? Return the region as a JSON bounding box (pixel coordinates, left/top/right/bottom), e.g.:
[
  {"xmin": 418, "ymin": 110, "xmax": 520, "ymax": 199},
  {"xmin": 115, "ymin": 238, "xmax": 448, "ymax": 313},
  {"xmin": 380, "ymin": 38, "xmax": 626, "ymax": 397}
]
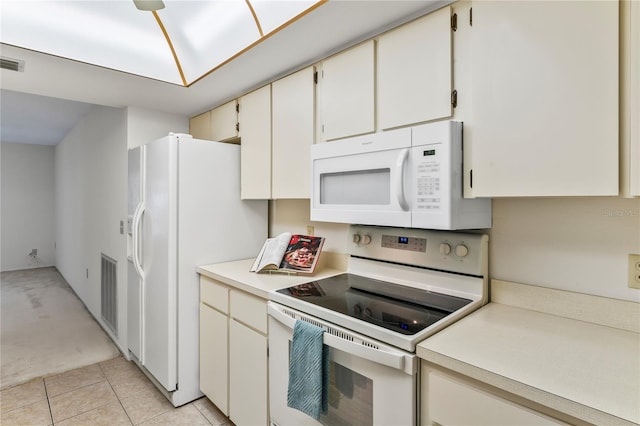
[
  {"xmin": 272, "ymin": 66, "xmax": 315, "ymax": 199},
  {"xmin": 239, "ymin": 85, "xmax": 272, "ymax": 199},
  {"xmin": 426, "ymin": 370, "xmax": 566, "ymax": 425},
  {"xmin": 229, "ymin": 320, "xmax": 268, "ymax": 426},
  {"xmin": 378, "ymin": 6, "xmax": 452, "ymax": 130},
  {"xmin": 470, "ymin": 1, "xmax": 618, "ymax": 196},
  {"xmin": 189, "ymin": 111, "xmax": 212, "ymax": 140},
  {"xmin": 210, "ymin": 100, "xmax": 239, "ymax": 142},
  {"xmin": 320, "ymin": 40, "xmax": 375, "ymax": 141},
  {"xmin": 199, "ymin": 304, "xmax": 229, "ymax": 415},
  {"xmin": 629, "ymin": 0, "xmax": 640, "ymax": 197}
]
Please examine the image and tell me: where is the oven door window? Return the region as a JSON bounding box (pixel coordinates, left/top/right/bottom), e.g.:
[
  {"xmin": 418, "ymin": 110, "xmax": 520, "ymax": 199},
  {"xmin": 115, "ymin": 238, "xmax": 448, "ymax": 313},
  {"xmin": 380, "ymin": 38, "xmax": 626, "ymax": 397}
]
[{"xmin": 297, "ymin": 343, "xmax": 374, "ymax": 426}]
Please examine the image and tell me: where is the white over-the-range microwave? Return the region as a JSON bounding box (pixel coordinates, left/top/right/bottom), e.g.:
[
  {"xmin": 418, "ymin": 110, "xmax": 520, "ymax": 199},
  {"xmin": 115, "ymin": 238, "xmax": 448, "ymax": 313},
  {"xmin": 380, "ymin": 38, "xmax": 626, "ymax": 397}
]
[{"xmin": 310, "ymin": 120, "xmax": 491, "ymax": 230}]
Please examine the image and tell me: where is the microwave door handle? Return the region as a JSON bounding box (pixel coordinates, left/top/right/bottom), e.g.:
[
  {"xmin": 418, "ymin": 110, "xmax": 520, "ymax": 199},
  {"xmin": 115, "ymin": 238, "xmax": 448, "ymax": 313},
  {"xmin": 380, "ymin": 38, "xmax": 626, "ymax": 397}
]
[{"xmin": 396, "ymin": 148, "xmax": 410, "ymax": 211}]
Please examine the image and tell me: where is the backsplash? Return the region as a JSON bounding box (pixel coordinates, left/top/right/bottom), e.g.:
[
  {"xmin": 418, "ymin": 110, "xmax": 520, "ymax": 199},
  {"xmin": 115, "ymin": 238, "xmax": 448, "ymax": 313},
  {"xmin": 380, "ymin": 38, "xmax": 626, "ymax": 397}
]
[{"xmin": 269, "ymin": 197, "xmax": 640, "ymax": 302}]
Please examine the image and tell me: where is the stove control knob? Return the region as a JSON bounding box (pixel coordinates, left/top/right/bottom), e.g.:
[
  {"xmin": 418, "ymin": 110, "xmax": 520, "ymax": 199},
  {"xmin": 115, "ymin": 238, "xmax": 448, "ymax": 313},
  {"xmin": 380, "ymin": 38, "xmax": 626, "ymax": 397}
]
[
  {"xmin": 439, "ymin": 243, "xmax": 452, "ymax": 255},
  {"xmin": 352, "ymin": 234, "xmax": 361, "ymax": 244},
  {"xmin": 362, "ymin": 235, "xmax": 372, "ymax": 245},
  {"xmin": 455, "ymin": 244, "xmax": 469, "ymax": 257}
]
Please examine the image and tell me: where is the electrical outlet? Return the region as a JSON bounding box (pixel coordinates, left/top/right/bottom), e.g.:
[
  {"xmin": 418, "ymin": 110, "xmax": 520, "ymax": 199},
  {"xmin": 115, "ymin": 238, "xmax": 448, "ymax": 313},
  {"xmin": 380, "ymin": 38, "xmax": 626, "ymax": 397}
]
[
  {"xmin": 629, "ymin": 254, "xmax": 640, "ymax": 289},
  {"xmin": 306, "ymin": 225, "xmax": 315, "ymax": 236}
]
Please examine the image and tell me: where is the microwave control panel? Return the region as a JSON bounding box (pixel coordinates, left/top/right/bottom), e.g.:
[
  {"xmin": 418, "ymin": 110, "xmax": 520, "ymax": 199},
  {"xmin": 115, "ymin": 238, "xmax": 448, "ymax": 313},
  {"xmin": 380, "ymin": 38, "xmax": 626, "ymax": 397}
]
[{"xmin": 415, "ymin": 147, "xmax": 443, "ymax": 212}]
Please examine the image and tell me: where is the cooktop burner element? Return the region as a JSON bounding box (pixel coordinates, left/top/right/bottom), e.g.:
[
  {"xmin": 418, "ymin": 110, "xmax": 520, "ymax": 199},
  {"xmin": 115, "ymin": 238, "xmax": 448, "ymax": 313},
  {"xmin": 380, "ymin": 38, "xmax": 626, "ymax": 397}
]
[{"xmin": 276, "ymin": 273, "xmax": 472, "ymax": 335}]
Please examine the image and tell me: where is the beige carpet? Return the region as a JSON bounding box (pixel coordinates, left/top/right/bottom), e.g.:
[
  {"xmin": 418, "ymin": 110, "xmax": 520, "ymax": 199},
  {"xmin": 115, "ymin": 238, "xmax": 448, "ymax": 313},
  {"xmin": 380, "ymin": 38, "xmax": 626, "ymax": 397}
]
[{"xmin": 0, "ymin": 267, "xmax": 120, "ymax": 390}]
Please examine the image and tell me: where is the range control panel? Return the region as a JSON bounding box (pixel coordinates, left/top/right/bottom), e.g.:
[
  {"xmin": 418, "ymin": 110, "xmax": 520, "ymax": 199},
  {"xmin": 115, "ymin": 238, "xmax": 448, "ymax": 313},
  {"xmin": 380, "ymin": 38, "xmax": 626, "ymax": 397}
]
[
  {"xmin": 349, "ymin": 225, "xmax": 488, "ymax": 277},
  {"xmin": 381, "ymin": 235, "xmax": 427, "ymax": 252}
]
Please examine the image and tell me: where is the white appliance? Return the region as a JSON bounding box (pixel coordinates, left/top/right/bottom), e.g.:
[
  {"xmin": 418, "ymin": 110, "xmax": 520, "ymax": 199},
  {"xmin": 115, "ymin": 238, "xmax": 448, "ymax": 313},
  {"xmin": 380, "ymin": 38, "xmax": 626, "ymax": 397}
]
[
  {"xmin": 310, "ymin": 120, "xmax": 491, "ymax": 230},
  {"xmin": 268, "ymin": 225, "xmax": 489, "ymax": 425},
  {"xmin": 127, "ymin": 133, "xmax": 267, "ymax": 406}
]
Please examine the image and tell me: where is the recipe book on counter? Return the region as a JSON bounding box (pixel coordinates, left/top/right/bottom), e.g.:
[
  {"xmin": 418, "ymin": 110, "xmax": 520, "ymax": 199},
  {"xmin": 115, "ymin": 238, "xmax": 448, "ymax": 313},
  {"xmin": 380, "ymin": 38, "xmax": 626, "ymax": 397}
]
[{"xmin": 250, "ymin": 232, "xmax": 325, "ymax": 274}]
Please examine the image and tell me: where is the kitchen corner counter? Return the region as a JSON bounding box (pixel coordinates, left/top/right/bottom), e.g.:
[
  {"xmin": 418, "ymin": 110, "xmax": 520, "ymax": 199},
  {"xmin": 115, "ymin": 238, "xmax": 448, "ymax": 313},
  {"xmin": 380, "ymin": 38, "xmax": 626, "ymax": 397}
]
[
  {"xmin": 197, "ymin": 253, "xmax": 346, "ymax": 300},
  {"xmin": 417, "ymin": 280, "xmax": 640, "ymax": 426}
]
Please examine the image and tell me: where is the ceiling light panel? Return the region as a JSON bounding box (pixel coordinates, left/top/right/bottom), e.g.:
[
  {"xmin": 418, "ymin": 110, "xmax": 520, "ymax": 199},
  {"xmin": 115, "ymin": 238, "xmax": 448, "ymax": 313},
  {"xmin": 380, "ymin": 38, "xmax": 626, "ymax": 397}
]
[
  {"xmin": 156, "ymin": 1, "xmax": 261, "ymax": 83},
  {"xmin": 0, "ymin": 1, "xmax": 182, "ymax": 84},
  {"xmin": 0, "ymin": 0, "xmax": 327, "ymax": 86}
]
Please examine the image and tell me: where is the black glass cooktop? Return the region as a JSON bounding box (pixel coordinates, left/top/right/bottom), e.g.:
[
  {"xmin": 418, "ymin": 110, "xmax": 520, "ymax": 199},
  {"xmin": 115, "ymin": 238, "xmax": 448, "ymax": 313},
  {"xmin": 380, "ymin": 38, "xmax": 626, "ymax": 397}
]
[{"xmin": 276, "ymin": 273, "xmax": 471, "ymax": 335}]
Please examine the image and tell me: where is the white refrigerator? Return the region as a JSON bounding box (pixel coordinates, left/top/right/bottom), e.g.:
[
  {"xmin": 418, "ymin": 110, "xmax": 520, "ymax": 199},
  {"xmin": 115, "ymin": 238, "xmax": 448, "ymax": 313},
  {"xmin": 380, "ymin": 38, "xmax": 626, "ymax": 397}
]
[{"xmin": 127, "ymin": 133, "xmax": 267, "ymax": 406}]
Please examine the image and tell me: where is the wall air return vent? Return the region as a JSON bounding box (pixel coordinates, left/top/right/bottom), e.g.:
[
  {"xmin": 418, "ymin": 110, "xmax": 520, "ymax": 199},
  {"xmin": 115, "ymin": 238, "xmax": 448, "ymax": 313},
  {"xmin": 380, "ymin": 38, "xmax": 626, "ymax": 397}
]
[
  {"xmin": 0, "ymin": 57, "xmax": 25, "ymax": 72},
  {"xmin": 101, "ymin": 253, "xmax": 118, "ymax": 336}
]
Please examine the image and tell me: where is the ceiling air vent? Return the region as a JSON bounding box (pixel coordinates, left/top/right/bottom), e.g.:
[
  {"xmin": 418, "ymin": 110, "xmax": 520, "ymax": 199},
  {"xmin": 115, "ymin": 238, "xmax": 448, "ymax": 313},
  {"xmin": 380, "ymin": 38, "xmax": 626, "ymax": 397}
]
[{"xmin": 1, "ymin": 57, "xmax": 25, "ymax": 72}]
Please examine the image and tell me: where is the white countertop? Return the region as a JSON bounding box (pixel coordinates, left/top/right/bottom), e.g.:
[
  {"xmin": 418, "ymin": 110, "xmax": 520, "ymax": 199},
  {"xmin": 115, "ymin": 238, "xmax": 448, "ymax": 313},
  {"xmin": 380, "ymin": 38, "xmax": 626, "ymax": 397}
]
[
  {"xmin": 417, "ymin": 292, "xmax": 640, "ymax": 425},
  {"xmin": 197, "ymin": 256, "xmax": 345, "ymax": 300}
]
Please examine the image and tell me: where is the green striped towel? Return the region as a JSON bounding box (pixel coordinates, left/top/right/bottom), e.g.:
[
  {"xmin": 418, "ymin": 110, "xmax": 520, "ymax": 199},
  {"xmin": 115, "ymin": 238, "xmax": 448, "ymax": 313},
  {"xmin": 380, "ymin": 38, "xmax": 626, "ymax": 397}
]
[{"xmin": 287, "ymin": 320, "xmax": 329, "ymax": 419}]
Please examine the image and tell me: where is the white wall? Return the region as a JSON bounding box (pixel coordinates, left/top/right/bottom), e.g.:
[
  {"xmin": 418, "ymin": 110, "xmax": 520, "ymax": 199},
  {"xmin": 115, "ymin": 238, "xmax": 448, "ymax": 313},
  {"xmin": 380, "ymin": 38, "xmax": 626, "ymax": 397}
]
[
  {"xmin": 55, "ymin": 104, "xmax": 187, "ymax": 354},
  {"xmin": 490, "ymin": 197, "xmax": 640, "ymax": 302},
  {"xmin": 55, "ymin": 105, "xmax": 127, "ymax": 350},
  {"xmin": 270, "ymin": 197, "xmax": 640, "ymax": 302},
  {"xmin": 126, "ymin": 106, "xmax": 188, "ymax": 149},
  {"xmin": 1, "ymin": 142, "xmax": 56, "ymax": 271},
  {"xmin": 269, "ymin": 199, "xmax": 349, "ymax": 254}
]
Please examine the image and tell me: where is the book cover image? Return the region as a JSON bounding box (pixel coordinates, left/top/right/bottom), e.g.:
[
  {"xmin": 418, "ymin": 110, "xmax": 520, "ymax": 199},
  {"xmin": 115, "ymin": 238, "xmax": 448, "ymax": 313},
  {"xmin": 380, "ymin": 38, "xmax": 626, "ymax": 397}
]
[{"xmin": 279, "ymin": 235, "xmax": 324, "ymax": 272}]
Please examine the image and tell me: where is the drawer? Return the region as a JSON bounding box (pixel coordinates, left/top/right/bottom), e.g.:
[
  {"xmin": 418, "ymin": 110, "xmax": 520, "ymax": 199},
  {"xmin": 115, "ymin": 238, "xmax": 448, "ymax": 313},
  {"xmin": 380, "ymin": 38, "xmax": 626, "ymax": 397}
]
[
  {"xmin": 427, "ymin": 370, "xmax": 566, "ymax": 425},
  {"xmin": 230, "ymin": 290, "xmax": 267, "ymax": 334},
  {"xmin": 200, "ymin": 275, "xmax": 229, "ymax": 314}
]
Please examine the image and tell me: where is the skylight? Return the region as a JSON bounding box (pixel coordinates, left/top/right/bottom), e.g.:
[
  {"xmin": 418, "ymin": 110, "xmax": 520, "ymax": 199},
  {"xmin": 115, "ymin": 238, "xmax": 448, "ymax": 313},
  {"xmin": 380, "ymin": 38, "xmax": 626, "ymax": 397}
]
[{"xmin": 0, "ymin": 0, "xmax": 323, "ymax": 86}]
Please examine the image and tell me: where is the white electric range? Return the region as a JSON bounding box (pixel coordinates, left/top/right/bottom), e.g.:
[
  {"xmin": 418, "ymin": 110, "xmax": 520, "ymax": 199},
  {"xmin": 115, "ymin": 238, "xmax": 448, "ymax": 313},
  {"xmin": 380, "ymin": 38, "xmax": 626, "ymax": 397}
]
[{"xmin": 268, "ymin": 225, "xmax": 489, "ymax": 426}]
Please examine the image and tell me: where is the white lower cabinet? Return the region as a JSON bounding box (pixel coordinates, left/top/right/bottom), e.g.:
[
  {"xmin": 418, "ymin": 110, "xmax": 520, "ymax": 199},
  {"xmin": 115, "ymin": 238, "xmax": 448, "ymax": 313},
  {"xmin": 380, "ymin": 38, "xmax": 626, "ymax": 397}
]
[
  {"xmin": 199, "ymin": 303, "xmax": 228, "ymax": 415},
  {"xmin": 423, "ymin": 367, "xmax": 567, "ymax": 426},
  {"xmin": 229, "ymin": 319, "xmax": 268, "ymax": 426},
  {"xmin": 199, "ymin": 276, "xmax": 269, "ymax": 425}
]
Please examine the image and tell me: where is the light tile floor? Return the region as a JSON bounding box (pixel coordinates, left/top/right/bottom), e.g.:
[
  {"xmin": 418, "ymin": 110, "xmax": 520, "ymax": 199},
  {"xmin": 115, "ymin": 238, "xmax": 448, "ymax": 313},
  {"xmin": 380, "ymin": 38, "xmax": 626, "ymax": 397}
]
[{"xmin": 0, "ymin": 356, "xmax": 234, "ymax": 426}]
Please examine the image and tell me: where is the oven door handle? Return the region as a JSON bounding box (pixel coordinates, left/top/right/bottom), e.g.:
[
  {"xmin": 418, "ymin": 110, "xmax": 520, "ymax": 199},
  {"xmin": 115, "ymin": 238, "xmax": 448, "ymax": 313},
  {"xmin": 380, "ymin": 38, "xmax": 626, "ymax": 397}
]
[{"xmin": 268, "ymin": 303, "xmax": 416, "ymax": 375}]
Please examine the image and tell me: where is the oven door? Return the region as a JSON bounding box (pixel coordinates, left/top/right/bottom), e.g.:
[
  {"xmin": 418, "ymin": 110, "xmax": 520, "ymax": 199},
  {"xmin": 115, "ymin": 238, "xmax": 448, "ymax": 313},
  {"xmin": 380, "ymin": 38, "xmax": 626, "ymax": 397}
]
[
  {"xmin": 268, "ymin": 302, "xmax": 417, "ymax": 426},
  {"xmin": 310, "ymin": 128, "xmax": 412, "ymax": 228}
]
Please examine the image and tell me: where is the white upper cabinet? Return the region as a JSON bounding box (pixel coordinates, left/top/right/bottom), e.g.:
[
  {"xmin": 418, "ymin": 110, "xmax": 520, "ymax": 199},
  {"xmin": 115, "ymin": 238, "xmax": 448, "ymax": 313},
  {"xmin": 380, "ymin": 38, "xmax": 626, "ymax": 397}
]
[
  {"xmin": 272, "ymin": 66, "xmax": 315, "ymax": 199},
  {"xmin": 628, "ymin": 0, "xmax": 639, "ymax": 197},
  {"xmin": 378, "ymin": 6, "xmax": 453, "ymax": 130},
  {"xmin": 239, "ymin": 85, "xmax": 272, "ymax": 199},
  {"xmin": 189, "ymin": 110, "xmax": 212, "ymax": 140},
  {"xmin": 470, "ymin": 1, "xmax": 619, "ymax": 197},
  {"xmin": 320, "ymin": 40, "xmax": 375, "ymax": 141},
  {"xmin": 210, "ymin": 100, "xmax": 239, "ymax": 142}
]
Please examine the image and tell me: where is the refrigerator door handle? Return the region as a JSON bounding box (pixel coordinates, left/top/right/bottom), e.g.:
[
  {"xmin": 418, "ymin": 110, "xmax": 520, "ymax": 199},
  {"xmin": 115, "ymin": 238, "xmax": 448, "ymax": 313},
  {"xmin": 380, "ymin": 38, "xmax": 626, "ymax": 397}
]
[
  {"xmin": 132, "ymin": 202, "xmax": 145, "ymax": 278},
  {"xmin": 132, "ymin": 201, "xmax": 146, "ymax": 363}
]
